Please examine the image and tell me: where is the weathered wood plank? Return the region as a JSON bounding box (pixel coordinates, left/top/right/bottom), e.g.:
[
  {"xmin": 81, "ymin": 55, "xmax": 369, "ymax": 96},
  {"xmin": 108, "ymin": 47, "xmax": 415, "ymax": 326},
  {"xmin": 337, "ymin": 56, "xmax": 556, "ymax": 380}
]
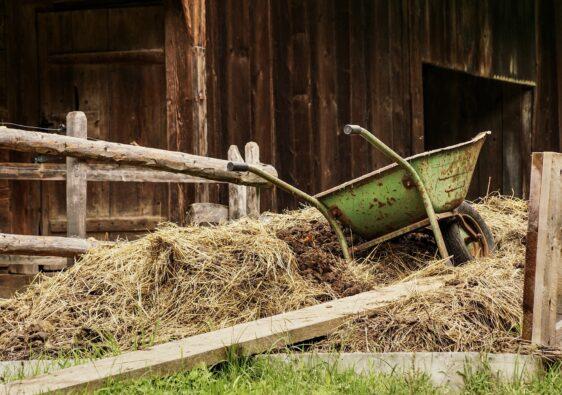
[
  {"xmin": 0, "ymin": 255, "xmax": 67, "ymax": 271},
  {"xmin": 187, "ymin": 203, "xmax": 228, "ymax": 225},
  {"xmin": 244, "ymin": 142, "xmax": 260, "ymax": 217},
  {"xmin": 0, "ymin": 274, "xmax": 36, "ymax": 299},
  {"xmin": 2, "ymin": 276, "xmax": 448, "ymax": 394},
  {"xmin": 0, "ymin": 233, "xmax": 111, "ymax": 258},
  {"xmin": 522, "ymin": 152, "xmax": 562, "ymax": 346},
  {"xmin": 48, "ymin": 49, "xmax": 164, "ymax": 65},
  {"xmin": 0, "ymin": 128, "xmax": 276, "ymax": 186},
  {"xmin": 227, "ymin": 145, "xmax": 247, "ymax": 220},
  {"xmin": 0, "ymin": 163, "xmax": 222, "ymax": 183},
  {"xmin": 50, "ymin": 216, "xmax": 164, "ymax": 233},
  {"xmin": 65, "ymin": 112, "xmax": 88, "ymax": 265}
]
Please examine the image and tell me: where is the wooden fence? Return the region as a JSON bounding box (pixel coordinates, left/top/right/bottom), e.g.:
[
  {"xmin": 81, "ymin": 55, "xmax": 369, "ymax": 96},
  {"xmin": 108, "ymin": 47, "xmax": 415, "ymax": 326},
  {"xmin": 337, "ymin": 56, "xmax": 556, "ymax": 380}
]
[
  {"xmin": 522, "ymin": 152, "xmax": 562, "ymax": 347},
  {"xmin": 0, "ymin": 111, "xmax": 274, "ymax": 276}
]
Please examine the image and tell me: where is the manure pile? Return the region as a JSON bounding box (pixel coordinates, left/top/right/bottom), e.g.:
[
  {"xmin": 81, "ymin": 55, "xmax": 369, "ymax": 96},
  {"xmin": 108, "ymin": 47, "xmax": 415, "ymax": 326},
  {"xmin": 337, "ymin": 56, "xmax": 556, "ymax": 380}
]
[{"xmin": 0, "ymin": 196, "xmax": 532, "ymax": 360}]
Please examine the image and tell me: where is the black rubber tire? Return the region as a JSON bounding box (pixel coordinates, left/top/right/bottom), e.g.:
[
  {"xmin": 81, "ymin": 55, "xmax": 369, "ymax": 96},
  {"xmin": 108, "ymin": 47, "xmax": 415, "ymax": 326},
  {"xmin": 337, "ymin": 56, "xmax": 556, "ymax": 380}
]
[{"xmin": 442, "ymin": 201, "xmax": 495, "ymax": 265}]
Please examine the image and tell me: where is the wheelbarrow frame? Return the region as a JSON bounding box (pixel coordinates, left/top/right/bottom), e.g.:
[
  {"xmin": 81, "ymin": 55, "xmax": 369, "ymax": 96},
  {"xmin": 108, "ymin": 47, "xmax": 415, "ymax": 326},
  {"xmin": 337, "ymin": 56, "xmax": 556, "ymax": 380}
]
[{"xmin": 228, "ymin": 125, "xmax": 490, "ymax": 261}]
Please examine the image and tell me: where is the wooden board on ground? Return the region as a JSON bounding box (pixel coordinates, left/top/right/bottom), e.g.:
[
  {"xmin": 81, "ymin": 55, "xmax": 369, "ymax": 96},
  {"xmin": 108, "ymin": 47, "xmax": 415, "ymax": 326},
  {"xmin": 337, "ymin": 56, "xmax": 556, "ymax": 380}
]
[
  {"xmin": 2, "ymin": 276, "xmax": 449, "ymax": 394},
  {"xmin": 523, "ymin": 152, "xmax": 562, "ymax": 347}
]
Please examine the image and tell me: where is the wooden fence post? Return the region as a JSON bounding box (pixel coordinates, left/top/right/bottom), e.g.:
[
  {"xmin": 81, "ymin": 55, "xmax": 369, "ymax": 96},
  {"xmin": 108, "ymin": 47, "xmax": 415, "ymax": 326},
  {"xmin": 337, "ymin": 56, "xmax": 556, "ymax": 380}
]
[
  {"xmin": 228, "ymin": 145, "xmax": 247, "ymax": 219},
  {"xmin": 522, "ymin": 152, "xmax": 562, "ymax": 346},
  {"xmin": 245, "ymin": 142, "xmax": 260, "ymax": 217},
  {"xmin": 65, "ymin": 112, "xmax": 88, "ymax": 265}
]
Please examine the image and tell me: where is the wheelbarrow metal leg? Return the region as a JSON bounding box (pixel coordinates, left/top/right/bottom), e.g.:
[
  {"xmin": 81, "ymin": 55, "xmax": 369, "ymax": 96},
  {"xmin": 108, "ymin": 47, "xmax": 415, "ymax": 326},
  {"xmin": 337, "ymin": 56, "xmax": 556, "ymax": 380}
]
[
  {"xmin": 344, "ymin": 125, "xmax": 450, "ymax": 262},
  {"xmin": 227, "ymin": 162, "xmax": 352, "ymax": 260}
]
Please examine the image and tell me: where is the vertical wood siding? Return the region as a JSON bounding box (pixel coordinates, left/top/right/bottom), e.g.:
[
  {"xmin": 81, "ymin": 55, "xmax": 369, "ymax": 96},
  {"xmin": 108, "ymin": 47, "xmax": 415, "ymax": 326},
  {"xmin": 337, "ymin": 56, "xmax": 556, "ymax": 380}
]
[{"xmin": 207, "ymin": 0, "xmax": 558, "ymax": 209}]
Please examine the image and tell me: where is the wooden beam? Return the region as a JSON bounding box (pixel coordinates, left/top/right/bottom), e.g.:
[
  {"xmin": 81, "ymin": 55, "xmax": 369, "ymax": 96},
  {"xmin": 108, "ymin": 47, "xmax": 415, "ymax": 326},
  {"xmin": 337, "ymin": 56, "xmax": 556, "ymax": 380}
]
[
  {"xmin": 0, "ymin": 128, "xmax": 276, "ymax": 186},
  {"xmin": 228, "ymin": 145, "xmax": 247, "ymax": 219},
  {"xmin": 65, "ymin": 112, "xmax": 88, "ymax": 265},
  {"xmin": 49, "ymin": 216, "xmax": 164, "ymax": 233},
  {"xmin": 522, "ymin": 152, "xmax": 562, "ymax": 346},
  {"xmin": 0, "ymin": 163, "xmax": 223, "ymax": 183},
  {"xmin": 48, "ymin": 49, "xmax": 165, "ymax": 65},
  {"xmin": 245, "ymin": 142, "xmax": 260, "ymax": 217},
  {"xmin": 1, "ymin": 276, "xmax": 448, "ymax": 394},
  {"xmin": 0, "ymin": 233, "xmax": 112, "ymax": 258}
]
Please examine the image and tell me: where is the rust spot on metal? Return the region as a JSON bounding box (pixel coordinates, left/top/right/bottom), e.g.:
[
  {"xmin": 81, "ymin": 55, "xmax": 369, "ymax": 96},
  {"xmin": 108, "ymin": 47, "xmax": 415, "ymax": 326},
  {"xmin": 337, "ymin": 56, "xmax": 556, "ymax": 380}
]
[{"xmin": 402, "ymin": 175, "xmax": 414, "ymax": 189}]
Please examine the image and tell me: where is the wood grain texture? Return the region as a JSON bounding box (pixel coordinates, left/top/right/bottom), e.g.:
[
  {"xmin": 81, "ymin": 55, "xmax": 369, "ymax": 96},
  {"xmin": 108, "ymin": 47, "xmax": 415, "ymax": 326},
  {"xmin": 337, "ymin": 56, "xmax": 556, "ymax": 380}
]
[
  {"xmin": 244, "ymin": 142, "xmax": 260, "ymax": 217},
  {"xmin": 65, "ymin": 112, "xmax": 88, "ymax": 240},
  {"xmin": 0, "ymin": 128, "xmax": 276, "ymax": 186},
  {"xmin": 49, "ymin": 216, "xmax": 164, "ymax": 233},
  {"xmin": 0, "ymin": 233, "xmax": 111, "ymax": 258},
  {"xmin": 2, "ymin": 276, "xmax": 448, "ymax": 394},
  {"xmin": 0, "ymin": 163, "xmax": 224, "ymax": 183},
  {"xmin": 227, "ymin": 145, "xmax": 247, "ymax": 220},
  {"xmin": 187, "ymin": 203, "xmax": 228, "ymax": 225},
  {"xmin": 522, "ymin": 152, "xmax": 562, "ymax": 346}
]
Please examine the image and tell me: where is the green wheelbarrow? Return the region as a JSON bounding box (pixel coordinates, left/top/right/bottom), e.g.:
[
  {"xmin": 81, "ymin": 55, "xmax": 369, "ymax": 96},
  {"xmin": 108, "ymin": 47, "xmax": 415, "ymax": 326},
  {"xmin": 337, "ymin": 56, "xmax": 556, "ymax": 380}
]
[{"xmin": 227, "ymin": 125, "xmax": 494, "ymax": 264}]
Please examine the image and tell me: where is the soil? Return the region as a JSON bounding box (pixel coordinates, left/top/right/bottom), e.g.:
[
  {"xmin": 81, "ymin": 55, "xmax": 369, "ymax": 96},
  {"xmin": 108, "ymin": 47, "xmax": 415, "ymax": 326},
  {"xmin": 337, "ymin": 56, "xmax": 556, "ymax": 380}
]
[{"xmin": 276, "ymin": 220, "xmax": 366, "ymax": 298}]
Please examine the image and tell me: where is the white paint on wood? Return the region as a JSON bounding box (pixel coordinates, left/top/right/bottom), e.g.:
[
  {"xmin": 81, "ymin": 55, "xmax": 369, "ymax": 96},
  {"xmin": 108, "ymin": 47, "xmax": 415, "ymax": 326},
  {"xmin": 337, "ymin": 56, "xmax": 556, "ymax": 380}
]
[{"xmin": 2, "ymin": 276, "xmax": 448, "ymax": 394}]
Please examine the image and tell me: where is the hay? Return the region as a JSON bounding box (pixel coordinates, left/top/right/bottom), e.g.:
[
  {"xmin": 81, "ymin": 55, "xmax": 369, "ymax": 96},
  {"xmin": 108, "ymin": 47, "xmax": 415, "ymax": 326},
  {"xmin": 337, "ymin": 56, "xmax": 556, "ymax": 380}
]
[
  {"xmin": 0, "ymin": 195, "xmax": 535, "ymax": 360},
  {"xmin": 315, "ymin": 195, "xmax": 530, "ymax": 353}
]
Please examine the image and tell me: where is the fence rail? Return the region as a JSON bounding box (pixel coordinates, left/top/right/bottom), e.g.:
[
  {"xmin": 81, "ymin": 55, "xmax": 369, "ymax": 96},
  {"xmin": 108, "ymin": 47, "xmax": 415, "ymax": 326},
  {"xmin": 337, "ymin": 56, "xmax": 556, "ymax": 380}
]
[{"xmin": 0, "ymin": 111, "xmax": 272, "ymax": 276}]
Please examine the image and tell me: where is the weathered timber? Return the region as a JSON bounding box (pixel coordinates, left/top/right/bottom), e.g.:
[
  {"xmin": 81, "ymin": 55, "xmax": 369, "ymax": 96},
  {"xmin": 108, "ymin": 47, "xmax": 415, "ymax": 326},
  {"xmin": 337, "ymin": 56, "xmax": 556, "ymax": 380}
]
[
  {"xmin": 50, "ymin": 216, "xmax": 164, "ymax": 233},
  {"xmin": 245, "ymin": 142, "xmax": 260, "ymax": 217},
  {"xmin": 0, "ymin": 163, "xmax": 221, "ymax": 183},
  {"xmin": 0, "ymin": 256, "xmax": 68, "ymax": 272},
  {"xmin": 2, "ymin": 276, "xmax": 448, "ymax": 394},
  {"xmin": 187, "ymin": 203, "xmax": 228, "ymax": 225},
  {"xmin": 228, "ymin": 145, "xmax": 247, "ymax": 219},
  {"xmin": 48, "ymin": 49, "xmax": 165, "ymax": 65},
  {"xmin": 522, "ymin": 152, "xmax": 562, "ymax": 346},
  {"xmin": 0, "ymin": 233, "xmax": 112, "ymax": 258},
  {"xmin": 65, "ymin": 112, "xmax": 88, "ymax": 265},
  {"xmin": 0, "ymin": 128, "xmax": 276, "ymax": 186}
]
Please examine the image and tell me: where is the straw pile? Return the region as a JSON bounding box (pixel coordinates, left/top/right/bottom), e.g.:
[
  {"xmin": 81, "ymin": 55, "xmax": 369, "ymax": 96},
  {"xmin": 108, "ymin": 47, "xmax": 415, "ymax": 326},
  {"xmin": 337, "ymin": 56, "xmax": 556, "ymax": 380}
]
[
  {"xmin": 316, "ymin": 195, "xmax": 530, "ymax": 353},
  {"xmin": 0, "ymin": 195, "xmax": 531, "ymax": 360}
]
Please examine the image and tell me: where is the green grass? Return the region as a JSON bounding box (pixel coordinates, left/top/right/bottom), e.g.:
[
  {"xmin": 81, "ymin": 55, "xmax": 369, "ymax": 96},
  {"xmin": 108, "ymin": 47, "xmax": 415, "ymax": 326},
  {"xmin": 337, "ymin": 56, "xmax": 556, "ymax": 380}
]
[{"xmin": 91, "ymin": 356, "xmax": 562, "ymax": 395}]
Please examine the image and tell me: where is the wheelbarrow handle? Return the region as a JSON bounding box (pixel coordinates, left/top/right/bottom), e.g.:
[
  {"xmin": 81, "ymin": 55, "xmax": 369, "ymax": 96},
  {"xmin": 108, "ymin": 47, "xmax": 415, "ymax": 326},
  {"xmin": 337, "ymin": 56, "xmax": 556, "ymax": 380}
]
[
  {"xmin": 227, "ymin": 162, "xmax": 250, "ymax": 172},
  {"xmin": 226, "ymin": 161, "xmax": 352, "ymax": 260},
  {"xmin": 343, "ymin": 124, "xmax": 364, "ymax": 135}
]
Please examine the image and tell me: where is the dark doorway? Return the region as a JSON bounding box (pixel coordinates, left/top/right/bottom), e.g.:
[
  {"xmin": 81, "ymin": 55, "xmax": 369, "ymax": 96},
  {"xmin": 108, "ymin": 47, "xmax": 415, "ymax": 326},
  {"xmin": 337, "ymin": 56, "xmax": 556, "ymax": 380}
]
[{"xmin": 423, "ymin": 64, "xmax": 533, "ymax": 198}]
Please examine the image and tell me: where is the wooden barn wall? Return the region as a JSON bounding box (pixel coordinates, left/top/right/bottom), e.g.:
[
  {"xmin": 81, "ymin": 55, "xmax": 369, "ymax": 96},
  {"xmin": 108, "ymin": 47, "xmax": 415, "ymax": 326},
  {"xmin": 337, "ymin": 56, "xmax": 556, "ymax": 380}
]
[{"xmin": 206, "ymin": 0, "xmax": 560, "ymax": 210}]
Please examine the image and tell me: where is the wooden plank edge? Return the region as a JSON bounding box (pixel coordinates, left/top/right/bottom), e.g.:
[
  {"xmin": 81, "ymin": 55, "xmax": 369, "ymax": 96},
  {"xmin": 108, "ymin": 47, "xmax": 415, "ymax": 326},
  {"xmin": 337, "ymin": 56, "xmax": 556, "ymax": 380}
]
[{"xmin": 2, "ymin": 276, "xmax": 449, "ymax": 394}]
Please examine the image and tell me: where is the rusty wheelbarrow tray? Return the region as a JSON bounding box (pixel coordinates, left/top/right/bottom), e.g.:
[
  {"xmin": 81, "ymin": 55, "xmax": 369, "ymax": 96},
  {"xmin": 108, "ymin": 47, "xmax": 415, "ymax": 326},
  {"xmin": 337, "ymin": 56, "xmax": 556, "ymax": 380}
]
[{"xmin": 228, "ymin": 125, "xmax": 492, "ymax": 263}]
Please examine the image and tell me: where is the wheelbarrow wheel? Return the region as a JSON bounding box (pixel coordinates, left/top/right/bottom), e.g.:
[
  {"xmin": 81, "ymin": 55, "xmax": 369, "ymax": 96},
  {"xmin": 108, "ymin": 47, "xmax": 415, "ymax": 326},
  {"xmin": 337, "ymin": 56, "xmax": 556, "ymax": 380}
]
[{"xmin": 442, "ymin": 201, "xmax": 495, "ymax": 265}]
